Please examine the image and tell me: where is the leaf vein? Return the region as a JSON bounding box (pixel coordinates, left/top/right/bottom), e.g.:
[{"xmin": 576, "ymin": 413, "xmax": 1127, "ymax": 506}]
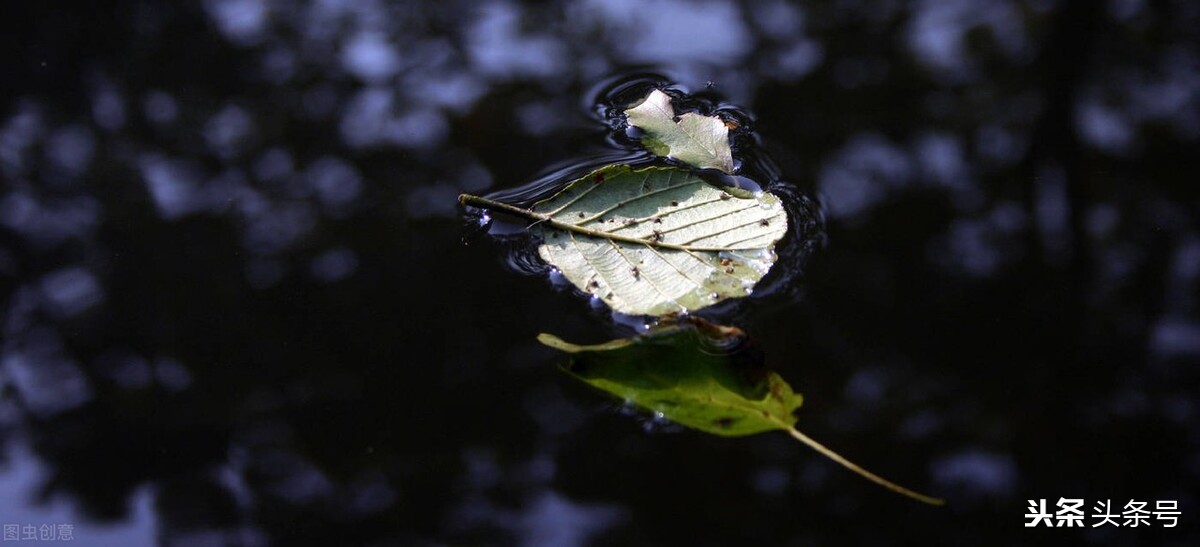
[
  {"xmin": 610, "ymin": 241, "xmax": 686, "ymax": 313},
  {"xmin": 681, "ymin": 217, "xmax": 780, "ymax": 246}
]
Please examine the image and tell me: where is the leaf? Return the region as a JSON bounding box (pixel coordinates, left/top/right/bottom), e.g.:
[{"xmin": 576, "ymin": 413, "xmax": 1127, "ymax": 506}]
[
  {"xmin": 539, "ymin": 321, "xmax": 946, "ymax": 506},
  {"xmin": 624, "ymin": 89, "xmax": 735, "ymax": 173},
  {"xmin": 532, "ymin": 165, "xmax": 787, "ymax": 316},
  {"xmin": 459, "ymin": 164, "xmax": 788, "ymax": 316},
  {"xmin": 539, "ymin": 321, "xmax": 801, "ymax": 436}
]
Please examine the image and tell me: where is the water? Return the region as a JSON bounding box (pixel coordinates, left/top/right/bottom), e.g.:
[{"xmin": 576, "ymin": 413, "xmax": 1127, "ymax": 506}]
[{"xmin": 3, "ymin": 1, "xmax": 1199, "ymax": 545}]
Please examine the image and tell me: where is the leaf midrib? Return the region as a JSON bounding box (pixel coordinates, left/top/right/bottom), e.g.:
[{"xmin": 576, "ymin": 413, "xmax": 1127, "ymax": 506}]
[{"xmin": 459, "ymin": 193, "xmax": 762, "ymax": 252}]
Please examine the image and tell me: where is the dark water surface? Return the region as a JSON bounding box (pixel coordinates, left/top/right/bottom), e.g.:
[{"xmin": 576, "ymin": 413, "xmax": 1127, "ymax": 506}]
[{"xmin": 3, "ymin": 1, "xmax": 1198, "ymax": 545}]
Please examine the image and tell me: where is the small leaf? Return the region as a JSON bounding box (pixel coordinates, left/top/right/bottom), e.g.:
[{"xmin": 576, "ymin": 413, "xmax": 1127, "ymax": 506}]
[
  {"xmin": 624, "ymin": 89, "xmax": 735, "ymax": 173},
  {"xmin": 539, "ymin": 322, "xmax": 801, "ymax": 436},
  {"xmin": 460, "ymin": 165, "xmax": 787, "ymax": 316}
]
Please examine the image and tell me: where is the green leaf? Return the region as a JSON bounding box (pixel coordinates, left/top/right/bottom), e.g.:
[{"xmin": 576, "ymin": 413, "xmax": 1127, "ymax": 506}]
[
  {"xmin": 540, "ymin": 322, "xmax": 946, "ymax": 506},
  {"xmin": 624, "ymin": 89, "xmax": 735, "ymax": 173},
  {"xmin": 539, "ymin": 322, "xmax": 801, "ymax": 436},
  {"xmin": 459, "ymin": 164, "xmax": 788, "ymax": 316}
]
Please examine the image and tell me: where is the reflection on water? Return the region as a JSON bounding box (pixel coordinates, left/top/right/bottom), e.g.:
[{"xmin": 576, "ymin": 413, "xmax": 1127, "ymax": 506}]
[
  {"xmin": 0, "ymin": 441, "xmax": 155, "ymax": 545},
  {"xmin": 2, "ymin": 0, "xmax": 1199, "ymax": 545}
]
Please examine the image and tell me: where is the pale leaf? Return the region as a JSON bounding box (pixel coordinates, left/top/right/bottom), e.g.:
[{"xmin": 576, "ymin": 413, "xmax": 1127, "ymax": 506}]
[
  {"xmin": 624, "ymin": 89, "xmax": 735, "ymax": 174},
  {"xmin": 529, "ymin": 164, "xmax": 786, "ymax": 316}
]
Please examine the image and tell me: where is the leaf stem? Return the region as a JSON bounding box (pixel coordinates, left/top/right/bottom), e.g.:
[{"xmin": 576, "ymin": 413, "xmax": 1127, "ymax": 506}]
[
  {"xmin": 786, "ymin": 427, "xmax": 946, "ymax": 506},
  {"xmin": 459, "ymin": 194, "xmax": 547, "ymax": 222}
]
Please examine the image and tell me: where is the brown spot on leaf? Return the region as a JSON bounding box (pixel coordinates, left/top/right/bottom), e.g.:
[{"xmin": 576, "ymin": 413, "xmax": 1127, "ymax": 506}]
[
  {"xmin": 714, "ymin": 417, "xmax": 735, "ymax": 428},
  {"xmin": 670, "ymin": 200, "xmax": 679, "ymax": 207},
  {"xmin": 759, "ymin": 219, "xmax": 770, "ymax": 227},
  {"xmin": 769, "ymin": 383, "xmax": 783, "ymax": 399}
]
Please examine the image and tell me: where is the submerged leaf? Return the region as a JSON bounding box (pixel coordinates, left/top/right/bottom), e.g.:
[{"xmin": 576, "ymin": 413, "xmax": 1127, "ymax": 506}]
[
  {"xmin": 624, "ymin": 89, "xmax": 735, "ymax": 173},
  {"xmin": 540, "ymin": 321, "xmax": 946, "ymax": 505},
  {"xmin": 538, "ymin": 322, "xmax": 802, "ymax": 436}
]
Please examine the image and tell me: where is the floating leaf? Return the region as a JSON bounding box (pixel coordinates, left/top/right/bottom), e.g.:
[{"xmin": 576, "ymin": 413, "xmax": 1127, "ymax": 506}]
[
  {"xmin": 540, "ymin": 322, "xmax": 800, "ymax": 436},
  {"xmin": 624, "ymin": 89, "xmax": 735, "ymax": 173},
  {"xmin": 539, "ymin": 320, "xmax": 945, "ymax": 506},
  {"xmin": 459, "ymin": 164, "xmax": 787, "ymax": 316}
]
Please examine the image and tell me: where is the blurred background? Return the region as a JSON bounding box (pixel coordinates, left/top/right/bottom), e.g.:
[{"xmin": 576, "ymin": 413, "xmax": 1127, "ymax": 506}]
[{"xmin": 1, "ymin": 0, "xmax": 1198, "ymax": 545}]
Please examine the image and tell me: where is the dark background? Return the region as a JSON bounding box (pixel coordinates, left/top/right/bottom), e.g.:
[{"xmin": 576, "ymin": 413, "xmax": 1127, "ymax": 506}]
[{"xmin": 1, "ymin": 0, "xmax": 1198, "ymax": 545}]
